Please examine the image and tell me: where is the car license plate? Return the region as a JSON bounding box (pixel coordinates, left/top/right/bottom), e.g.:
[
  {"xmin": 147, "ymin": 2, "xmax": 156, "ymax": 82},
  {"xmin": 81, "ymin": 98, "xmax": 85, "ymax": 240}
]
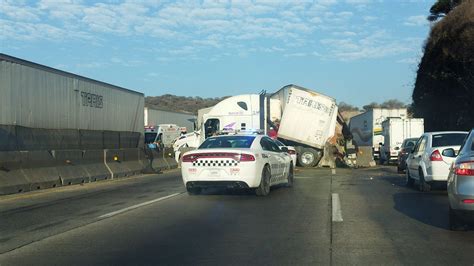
[{"xmin": 209, "ymin": 169, "xmax": 220, "ymax": 177}]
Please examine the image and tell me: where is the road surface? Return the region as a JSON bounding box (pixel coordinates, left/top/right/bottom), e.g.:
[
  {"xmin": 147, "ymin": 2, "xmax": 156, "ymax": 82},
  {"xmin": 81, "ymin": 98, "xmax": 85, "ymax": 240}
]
[{"xmin": 0, "ymin": 166, "xmax": 473, "ymax": 265}]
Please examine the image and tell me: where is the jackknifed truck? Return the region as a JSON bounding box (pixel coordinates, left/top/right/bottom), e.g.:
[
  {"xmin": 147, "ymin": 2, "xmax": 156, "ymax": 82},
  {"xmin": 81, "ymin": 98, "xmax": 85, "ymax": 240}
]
[{"xmin": 178, "ymin": 84, "xmax": 340, "ymax": 167}]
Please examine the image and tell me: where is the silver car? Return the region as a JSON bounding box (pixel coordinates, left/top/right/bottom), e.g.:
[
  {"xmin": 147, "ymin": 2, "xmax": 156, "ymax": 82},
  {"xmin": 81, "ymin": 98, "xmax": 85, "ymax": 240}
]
[{"xmin": 447, "ymin": 129, "xmax": 474, "ymax": 230}]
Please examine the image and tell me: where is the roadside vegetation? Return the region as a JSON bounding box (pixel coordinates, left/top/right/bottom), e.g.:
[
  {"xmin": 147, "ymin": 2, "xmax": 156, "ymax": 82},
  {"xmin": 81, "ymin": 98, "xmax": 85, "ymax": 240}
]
[
  {"xmin": 413, "ymin": 0, "xmax": 474, "ymax": 131},
  {"xmin": 145, "ymin": 94, "xmax": 229, "ymax": 114}
]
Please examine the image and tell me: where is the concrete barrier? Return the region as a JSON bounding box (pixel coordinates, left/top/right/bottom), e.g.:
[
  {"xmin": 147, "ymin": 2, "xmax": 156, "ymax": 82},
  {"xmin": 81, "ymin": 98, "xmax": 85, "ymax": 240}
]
[
  {"xmin": 0, "ymin": 151, "xmax": 30, "ymax": 195},
  {"xmin": 150, "ymin": 150, "xmax": 168, "ymax": 172},
  {"xmin": 104, "ymin": 148, "xmax": 150, "ymax": 178},
  {"xmin": 121, "ymin": 148, "xmax": 146, "ymax": 176},
  {"xmin": 356, "ymin": 146, "xmax": 376, "ymax": 167},
  {"xmin": 81, "ymin": 150, "xmax": 111, "ymax": 182},
  {"xmin": 54, "ymin": 150, "xmax": 90, "ymax": 185},
  {"xmin": 163, "ymin": 148, "xmax": 178, "ymax": 169},
  {"xmin": 20, "ymin": 151, "xmax": 62, "ymax": 191}
]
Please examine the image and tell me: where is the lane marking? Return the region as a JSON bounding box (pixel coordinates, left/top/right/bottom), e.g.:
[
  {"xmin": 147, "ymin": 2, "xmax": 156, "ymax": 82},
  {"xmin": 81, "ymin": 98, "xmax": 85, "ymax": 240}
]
[
  {"xmin": 98, "ymin": 192, "xmax": 182, "ymax": 219},
  {"xmin": 295, "ymin": 176, "xmax": 317, "ymax": 179},
  {"xmin": 332, "ymin": 193, "xmax": 343, "ymax": 222}
]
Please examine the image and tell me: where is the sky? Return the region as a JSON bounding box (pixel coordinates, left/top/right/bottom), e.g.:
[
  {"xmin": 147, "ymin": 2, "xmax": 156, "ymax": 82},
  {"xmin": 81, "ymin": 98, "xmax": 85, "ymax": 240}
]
[{"xmin": 0, "ymin": 0, "xmax": 433, "ymax": 108}]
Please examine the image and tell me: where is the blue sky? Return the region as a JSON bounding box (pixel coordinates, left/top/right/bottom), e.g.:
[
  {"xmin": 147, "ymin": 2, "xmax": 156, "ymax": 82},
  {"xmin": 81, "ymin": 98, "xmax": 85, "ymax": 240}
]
[{"xmin": 0, "ymin": 0, "xmax": 433, "ymax": 107}]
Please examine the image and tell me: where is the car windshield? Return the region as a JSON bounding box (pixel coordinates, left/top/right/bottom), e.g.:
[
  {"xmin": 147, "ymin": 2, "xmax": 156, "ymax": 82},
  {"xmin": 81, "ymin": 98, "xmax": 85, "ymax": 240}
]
[
  {"xmin": 199, "ymin": 136, "xmax": 256, "ymax": 149},
  {"xmin": 431, "ymin": 133, "xmax": 467, "ymax": 147}
]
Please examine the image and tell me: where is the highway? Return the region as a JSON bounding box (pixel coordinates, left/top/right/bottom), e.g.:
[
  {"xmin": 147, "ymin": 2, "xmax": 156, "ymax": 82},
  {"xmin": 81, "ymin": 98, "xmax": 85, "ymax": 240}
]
[{"xmin": 1, "ymin": 166, "xmax": 473, "ymax": 265}]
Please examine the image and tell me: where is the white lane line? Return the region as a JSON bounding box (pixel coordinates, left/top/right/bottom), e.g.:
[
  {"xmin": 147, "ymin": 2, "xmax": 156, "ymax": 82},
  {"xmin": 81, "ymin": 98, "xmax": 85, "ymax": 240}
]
[
  {"xmin": 98, "ymin": 193, "xmax": 182, "ymax": 219},
  {"xmin": 332, "ymin": 193, "xmax": 343, "ymax": 222},
  {"xmin": 295, "ymin": 176, "xmax": 316, "ymax": 179}
]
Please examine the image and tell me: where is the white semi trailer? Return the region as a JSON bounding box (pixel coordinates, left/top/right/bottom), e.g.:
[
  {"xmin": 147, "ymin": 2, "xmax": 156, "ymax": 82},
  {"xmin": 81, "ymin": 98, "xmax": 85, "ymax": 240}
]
[
  {"xmin": 381, "ymin": 118, "xmax": 424, "ymax": 162},
  {"xmin": 196, "ymin": 84, "xmax": 339, "ymax": 167},
  {"xmin": 349, "ymin": 108, "xmax": 408, "ymax": 159}
]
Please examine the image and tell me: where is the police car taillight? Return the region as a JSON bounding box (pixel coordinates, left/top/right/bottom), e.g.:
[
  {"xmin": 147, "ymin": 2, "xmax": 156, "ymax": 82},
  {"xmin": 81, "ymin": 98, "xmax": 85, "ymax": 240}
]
[
  {"xmin": 182, "ymin": 154, "xmax": 198, "ymax": 162},
  {"xmin": 239, "ymin": 154, "xmax": 255, "ymax": 162}
]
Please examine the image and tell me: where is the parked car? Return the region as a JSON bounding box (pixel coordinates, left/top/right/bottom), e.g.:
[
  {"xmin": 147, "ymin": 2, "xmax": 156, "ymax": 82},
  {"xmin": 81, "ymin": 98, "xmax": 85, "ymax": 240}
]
[
  {"xmin": 181, "ymin": 134, "xmax": 294, "ymax": 196},
  {"xmin": 274, "ymin": 139, "xmax": 297, "ymax": 168},
  {"xmin": 397, "ymin": 137, "xmax": 419, "ymax": 173},
  {"xmin": 447, "ymin": 129, "xmax": 474, "ymax": 230},
  {"xmin": 405, "ymin": 131, "xmax": 468, "ymax": 192}
]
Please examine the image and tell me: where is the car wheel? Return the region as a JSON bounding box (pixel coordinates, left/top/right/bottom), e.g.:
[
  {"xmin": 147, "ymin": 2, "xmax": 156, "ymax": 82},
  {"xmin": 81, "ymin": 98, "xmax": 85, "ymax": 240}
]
[
  {"xmin": 187, "ymin": 187, "xmax": 201, "ymax": 195},
  {"xmin": 286, "ymin": 164, "xmax": 294, "ymax": 188},
  {"xmin": 418, "ymin": 169, "xmax": 431, "ymax": 192},
  {"xmin": 298, "ymin": 148, "xmax": 320, "ymax": 168},
  {"xmin": 449, "ymin": 206, "xmax": 466, "ymax": 231},
  {"xmin": 256, "ymin": 165, "xmax": 271, "ymax": 196},
  {"xmin": 406, "ymin": 169, "xmax": 415, "ymax": 187}
]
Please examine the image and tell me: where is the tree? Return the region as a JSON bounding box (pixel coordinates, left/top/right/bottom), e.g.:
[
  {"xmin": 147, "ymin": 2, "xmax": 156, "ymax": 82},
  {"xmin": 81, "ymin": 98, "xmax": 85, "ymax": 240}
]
[
  {"xmin": 338, "ymin": 102, "xmax": 360, "ymax": 112},
  {"xmin": 362, "ymin": 102, "xmax": 380, "ymax": 111},
  {"xmin": 428, "ymin": 0, "xmax": 463, "ymax": 21},
  {"xmin": 380, "ymin": 99, "xmax": 407, "ymax": 109},
  {"xmin": 414, "ymin": 0, "xmax": 474, "ymax": 131}
]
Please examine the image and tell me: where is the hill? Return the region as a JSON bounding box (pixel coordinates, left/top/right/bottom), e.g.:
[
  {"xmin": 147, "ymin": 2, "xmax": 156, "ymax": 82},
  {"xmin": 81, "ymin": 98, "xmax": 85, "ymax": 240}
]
[{"xmin": 145, "ymin": 94, "xmax": 229, "ymax": 114}]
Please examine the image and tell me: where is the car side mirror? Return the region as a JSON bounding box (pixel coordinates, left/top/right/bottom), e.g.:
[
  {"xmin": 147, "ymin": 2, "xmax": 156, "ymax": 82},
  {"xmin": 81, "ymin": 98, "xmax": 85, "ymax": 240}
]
[
  {"xmin": 280, "ymin": 147, "xmax": 289, "ymax": 153},
  {"xmin": 442, "ymin": 148, "xmax": 456, "ymax": 158}
]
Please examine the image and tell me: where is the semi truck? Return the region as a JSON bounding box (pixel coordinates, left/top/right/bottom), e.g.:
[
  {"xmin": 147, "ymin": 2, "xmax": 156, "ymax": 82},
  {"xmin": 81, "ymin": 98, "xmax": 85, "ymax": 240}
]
[
  {"xmin": 349, "ymin": 108, "xmax": 408, "ymax": 159},
  {"xmin": 180, "ymin": 84, "xmax": 340, "ymax": 167},
  {"xmin": 381, "ymin": 118, "xmax": 424, "ymax": 162}
]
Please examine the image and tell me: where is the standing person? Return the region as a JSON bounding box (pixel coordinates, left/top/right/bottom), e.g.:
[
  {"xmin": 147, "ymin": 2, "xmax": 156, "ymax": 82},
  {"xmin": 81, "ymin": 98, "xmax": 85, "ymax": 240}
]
[{"xmin": 268, "ymin": 127, "xmax": 277, "ymax": 140}]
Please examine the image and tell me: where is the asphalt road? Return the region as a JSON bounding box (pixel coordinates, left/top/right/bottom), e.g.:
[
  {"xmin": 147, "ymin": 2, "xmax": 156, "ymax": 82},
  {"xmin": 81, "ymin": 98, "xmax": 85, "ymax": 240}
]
[{"xmin": 0, "ymin": 166, "xmax": 473, "ymax": 265}]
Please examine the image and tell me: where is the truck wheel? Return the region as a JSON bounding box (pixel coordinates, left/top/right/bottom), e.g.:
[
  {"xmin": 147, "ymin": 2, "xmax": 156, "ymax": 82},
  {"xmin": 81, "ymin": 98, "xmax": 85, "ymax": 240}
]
[{"xmin": 298, "ymin": 148, "xmax": 321, "ymax": 168}]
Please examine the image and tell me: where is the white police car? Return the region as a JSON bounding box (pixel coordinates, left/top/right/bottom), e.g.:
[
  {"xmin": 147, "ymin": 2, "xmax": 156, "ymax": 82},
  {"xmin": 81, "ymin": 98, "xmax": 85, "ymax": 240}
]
[{"xmin": 181, "ymin": 134, "xmax": 294, "ymax": 196}]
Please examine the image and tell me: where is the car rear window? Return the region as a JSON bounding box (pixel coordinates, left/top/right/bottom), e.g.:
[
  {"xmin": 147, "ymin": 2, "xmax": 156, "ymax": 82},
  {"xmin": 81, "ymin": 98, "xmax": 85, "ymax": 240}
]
[
  {"xmin": 431, "ymin": 133, "xmax": 467, "ymax": 148},
  {"xmin": 402, "ymin": 139, "xmax": 417, "ymax": 148},
  {"xmin": 199, "ymin": 136, "xmax": 256, "ymax": 149}
]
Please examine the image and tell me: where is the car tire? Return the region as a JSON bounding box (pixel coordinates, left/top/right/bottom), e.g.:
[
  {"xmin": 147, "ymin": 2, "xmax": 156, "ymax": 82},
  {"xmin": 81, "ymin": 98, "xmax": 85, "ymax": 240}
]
[
  {"xmin": 187, "ymin": 187, "xmax": 201, "ymax": 195},
  {"xmin": 256, "ymin": 165, "xmax": 271, "ymax": 196},
  {"xmin": 286, "ymin": 164, "xmax": 294, "ymax": 188},
  {"xmin": 298, "ymin": 148, "xmax": 320, "ymax": 168},
  {"xmin": 406, "ymin": 169, "xmax": 415, "ymax": 187},
  {"xmin": 449, "ymin": 206, "xmax": 466, "ymax": 231},
  {"xmin": 418, "ymin": 169, "xmax": 431, "ymax": 192}
]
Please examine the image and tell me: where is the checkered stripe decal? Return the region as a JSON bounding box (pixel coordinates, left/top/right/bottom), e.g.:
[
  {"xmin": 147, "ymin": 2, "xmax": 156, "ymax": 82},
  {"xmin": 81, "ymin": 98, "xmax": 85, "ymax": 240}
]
[{"xmin": 192, "ymin": 159, "xmax": 239, "ymax": 167}]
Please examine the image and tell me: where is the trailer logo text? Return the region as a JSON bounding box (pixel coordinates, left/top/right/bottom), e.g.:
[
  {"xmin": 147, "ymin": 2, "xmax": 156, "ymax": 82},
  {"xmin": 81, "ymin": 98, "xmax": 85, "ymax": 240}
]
[
  {"xmin": 295, "ymin": 96, "xmax": 332, "ymax": 114},
  {"xmin": 81, "ymin": 92, "xmax": 103, "ymax": 108}
]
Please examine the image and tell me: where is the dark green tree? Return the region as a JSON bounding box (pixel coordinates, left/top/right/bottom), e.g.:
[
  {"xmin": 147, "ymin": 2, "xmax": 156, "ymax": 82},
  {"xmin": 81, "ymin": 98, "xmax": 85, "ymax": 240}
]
[
  {"xmin": 338, "ymin": 102, "xmax": 360, "ymax": 112},
  {"xmin": 428, "ymin": 0, "xmax": 463, "ymax": 21},
  {"xmin": 414, "ymin": 0, "xmax": 474, "ymax": 131}
]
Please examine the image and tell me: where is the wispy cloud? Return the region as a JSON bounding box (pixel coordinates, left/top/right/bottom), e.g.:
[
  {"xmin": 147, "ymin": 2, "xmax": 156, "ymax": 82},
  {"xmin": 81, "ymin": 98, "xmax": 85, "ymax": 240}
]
[
  {"xmin": 404, "ymin": 15, "xmax": 428, "ymax": 27},
  {"xmin": 321, "ymin": 30, "xmax": 416, "ymax": 61},
  {"xmin": 1, "ymin": 0, "xmax": 421, "ymax": 63}
]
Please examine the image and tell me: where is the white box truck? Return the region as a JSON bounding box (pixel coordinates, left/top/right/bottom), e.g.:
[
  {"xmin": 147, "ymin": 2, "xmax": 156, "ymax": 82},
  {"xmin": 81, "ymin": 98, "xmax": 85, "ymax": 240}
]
[
  {"xmin": 349, "ymin": 108, "xmax": 408, "ymax": 159},
  {"xmin": 195, "ymin": 84, "xmax": 339, "ymax": 167},
  {"xmin": 381, "ymin": 118, "xmax": 424, "ymax": 162}
]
